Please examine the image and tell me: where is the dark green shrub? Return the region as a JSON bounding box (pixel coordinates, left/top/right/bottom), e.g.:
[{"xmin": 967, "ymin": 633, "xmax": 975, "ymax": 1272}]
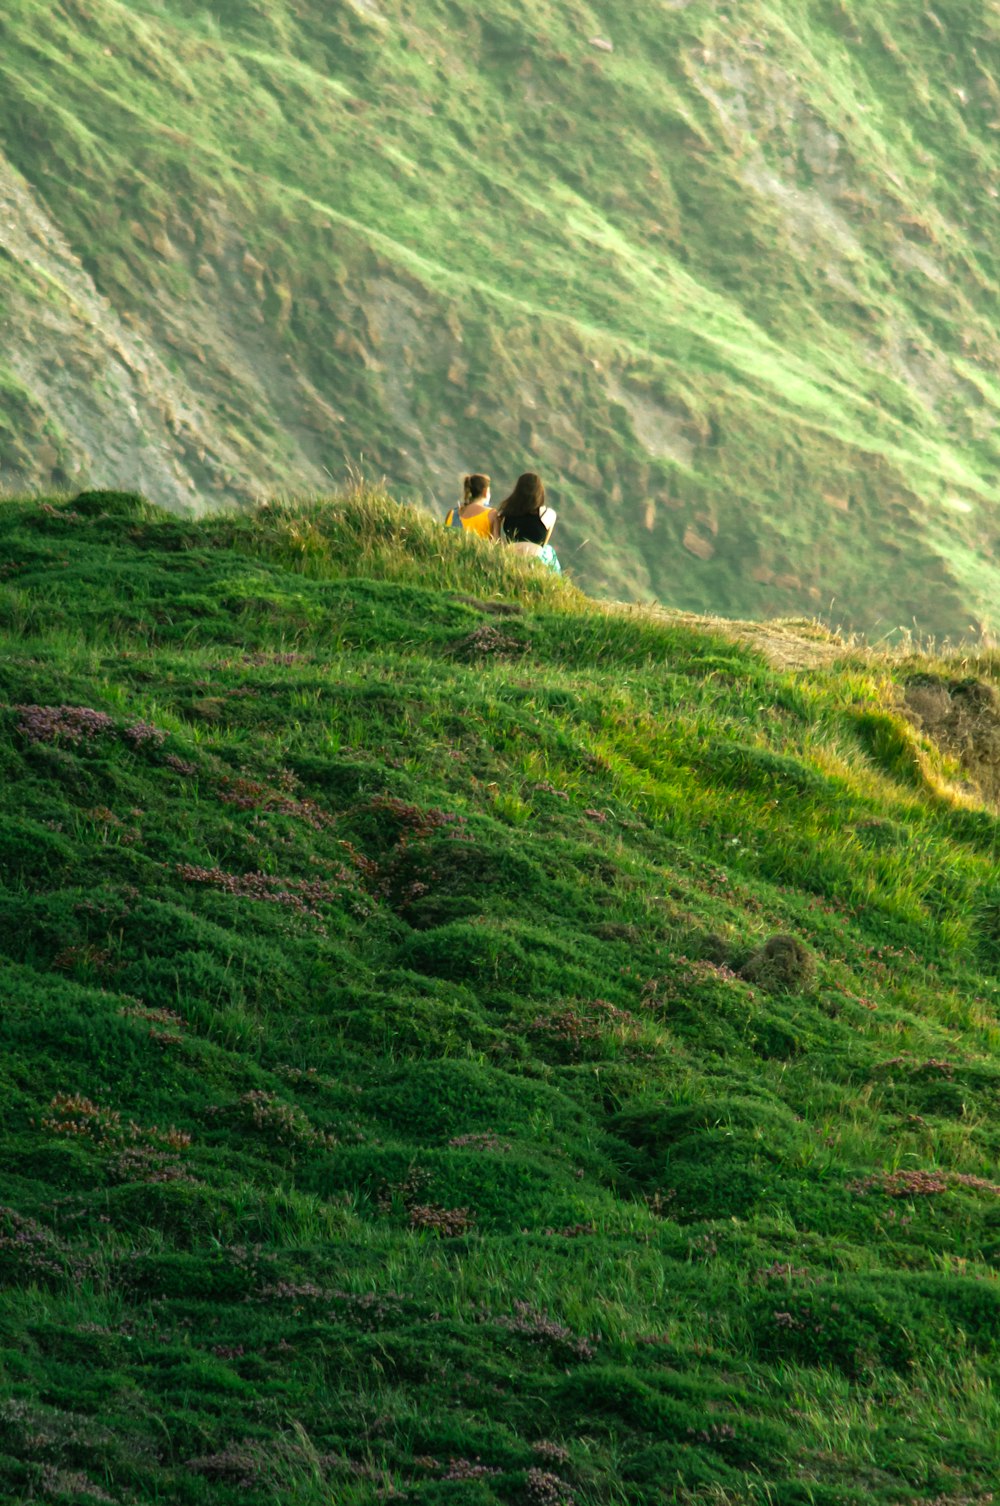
[
  {"xmin": 641, "ymin": 954, "xmax": 798, "ymax": 1054},
  {"xmin": 612, "ymin": 1097, "xmax": 804, "ymax": 1218},
  {"xmin": 72, "ymin": 489, "xmax": 151, "ymax": 518},
  {"xmin": 944, "ymin": 805, "xmax": 1000, "ymax": 853},
  {"xmin": 290, "ymin": 752, "xmax": 401, "ymax": 803},
  {"xmin": 120, "ymin": 949, "xmax": 251, "ymax": 1018},
  {"xmin": 917, "ymin": 1273, "xmax": 1000, "ymax": 1355},
  {"xmin": 336, "ymin": 791, "xmax": 467, "ymax": 864},
  {"xmin": 663, "ymin": 1142, "xmax": 768, "ymax": 1218},
  {"xmin": 120, "ymin": 1250, "xmax": 263, "ymax": 1301},
  {"xmin": 23, "ymin": 740, "xmax": 105, "ymax": 798},
  {"xmin": 748, "ymin": 1282, "xmax": 918, "ymax": 1376},
  {"xmin": 558, "ymin": 1366, "xmax": 686, "ymax": 1431},
  {"xmin": 0, "ymin": 989, "xmax": 188, "ymax": 1102},
  {"xmin": 12, "ymin": 1138, "xmax": 102, "ymax": 1192},
  {"xmin": 100, "ymin": 1181, "xmax": 224, "ymax": 1243},
  {"xmin": 612, "ymin": 1095, "xmax": 800, "ymax": 1158},
  {"xmin": 395, "ymin": 919, "xmax": 596, "ymax": 998},
  {"xmin": 554, "ymin": 1366, "xmax": 783, "ymax": 1466},
  {"xmin": 0, "ymin": 890, "xmax": 85, "ymax": 964},
  {"xmin": 410, "ymin": 1482, "xmax": 501, "ymax": 1504},
  {"xmin": 333, "ymin": 983, "xmax": 503, "ymax": 1055},
  {"xmin": 908, "ymin": 1077, "xmax": 972, "ymax": 1117},
  {"xmin": 750, "ymin": 1007, "xmax": 805, "ymax": 1058},
  {"xmin": 379, "ymin": 828, "xmax": 543, "ymax": 924},
  {"xmin": 0, "ymin": 815, "xmax": 77, "ymax": 883},
  {"xmin": 306, "ymin": 1143, "xmax": 591, "ymax": 1231},
  {"xmin": 361, "ymin": 1059, "xmax": 590, "ymax": 1143},
  {"xmin": 0, "ymin": 1204, "xmax": 79, "ymax": 1289}
]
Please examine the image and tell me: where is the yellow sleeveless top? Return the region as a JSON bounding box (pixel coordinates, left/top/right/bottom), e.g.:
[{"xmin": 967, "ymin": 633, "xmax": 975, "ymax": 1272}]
[{"xmin": 447, "ymin": 507, "xmax": 493, "ymax": 538}]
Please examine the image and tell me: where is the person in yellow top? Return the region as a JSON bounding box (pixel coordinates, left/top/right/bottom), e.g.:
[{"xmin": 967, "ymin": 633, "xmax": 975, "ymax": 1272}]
[{"xmin": 444, "ymin": 473, "xmax": 499, "ymax": 540}]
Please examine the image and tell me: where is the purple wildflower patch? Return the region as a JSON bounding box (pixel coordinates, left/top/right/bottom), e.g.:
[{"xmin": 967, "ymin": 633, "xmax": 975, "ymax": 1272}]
[
  {"xmin": 176, "ymin": 863, "xmax": 353, "ymax": 918},
  {"xmin": 14, "ymin": 704, "xmax": 169, "ymax": 754},
  {"xmin": 16, "ymin": 704, "xmax": 115, "ymax": 745}
]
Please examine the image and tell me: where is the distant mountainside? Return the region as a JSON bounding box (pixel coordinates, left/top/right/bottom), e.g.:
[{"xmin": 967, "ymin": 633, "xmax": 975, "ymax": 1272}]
[{"xmin": 1, "ymin": 0, "xmax": 999, "ymax": 633}]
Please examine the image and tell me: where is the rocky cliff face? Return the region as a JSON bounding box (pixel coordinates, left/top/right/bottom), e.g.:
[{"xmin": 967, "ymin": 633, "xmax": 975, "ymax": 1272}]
[
  {"xmin": 0, "ymin": 150, "xmax": 279, "ymax": 509},
  {"xmin": 1, "ymin": 0, "xmax": 999, "ymax": 635}
]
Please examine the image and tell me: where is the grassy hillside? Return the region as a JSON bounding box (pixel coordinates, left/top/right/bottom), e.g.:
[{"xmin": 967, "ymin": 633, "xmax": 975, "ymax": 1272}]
[
  {"xmin": 1, "ymin": 2, "xmax": 1000, "ymax": 633},
  {"xmin": 2, "ymin": 486, "xmax": 1000, "ymax": 1504}
]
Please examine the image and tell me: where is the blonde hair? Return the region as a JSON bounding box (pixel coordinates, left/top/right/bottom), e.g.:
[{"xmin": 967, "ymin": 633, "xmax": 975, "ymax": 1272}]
[{"xmin": 462, "ymin": 473, "xmax": 491, "ymax": 505}]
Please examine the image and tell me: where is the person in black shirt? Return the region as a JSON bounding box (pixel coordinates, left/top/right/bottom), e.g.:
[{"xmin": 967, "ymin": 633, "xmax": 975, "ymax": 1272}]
[
  {"xmin": 498, "ymin": 472, "xmax": 548, "ymax": 544},
  {"xmin": 496, "ymin": 473, "xmax": 562, "ymax": 573}
]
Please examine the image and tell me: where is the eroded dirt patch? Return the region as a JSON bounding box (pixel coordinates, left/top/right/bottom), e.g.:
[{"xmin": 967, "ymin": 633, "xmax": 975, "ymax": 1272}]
[{"xmin": 903, "ymin": 676, "xmax": 1000, "ymax": 805}]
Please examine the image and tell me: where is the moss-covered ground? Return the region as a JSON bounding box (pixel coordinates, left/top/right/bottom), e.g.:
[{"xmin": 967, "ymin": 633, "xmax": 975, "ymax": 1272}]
[{"xmin": 1, "ymin": 488, "xmax": 999, "ymax": 1504}]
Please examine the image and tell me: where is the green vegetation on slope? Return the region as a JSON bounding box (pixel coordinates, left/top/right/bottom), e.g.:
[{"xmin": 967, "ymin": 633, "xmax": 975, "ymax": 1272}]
[
  {"xmin": 1, "ymin": 2, "xmax": 999, "ymax": 632},
  {"xmin": 1, "ymin": 487, "xmax": 1000, "ymax": 1504}
]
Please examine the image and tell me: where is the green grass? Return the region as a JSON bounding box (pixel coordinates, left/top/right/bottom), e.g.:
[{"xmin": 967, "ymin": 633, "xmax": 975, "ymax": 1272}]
[
  {"xmin": 1, "ymin": 2, "xmax": 999, "ymax": 634},
  {"xmin": 1, "ymin": 485, "xmax": 999, "ymax": 1503}
]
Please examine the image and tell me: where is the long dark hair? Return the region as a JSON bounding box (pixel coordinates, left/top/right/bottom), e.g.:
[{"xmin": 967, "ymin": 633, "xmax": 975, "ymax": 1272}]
[{"xmin": 498, "ymin": 472, "xmax": 545, "ymax": 518}]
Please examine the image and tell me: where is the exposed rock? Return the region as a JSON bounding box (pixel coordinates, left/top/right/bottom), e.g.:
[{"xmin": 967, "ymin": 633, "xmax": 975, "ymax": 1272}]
[
  {"xmin": 0, "ymin": 152, "xmax": 262, "ymax": 512},
  {"xmin": 549, "ymin": 413, "xmax": 587, "ymax": 451},
  {"xmin": 683, "ymin": 525, "xmax": 716, "ymax": 561},
  {"xmin": 151, "ymin": 229, "xmax": 179, "ymax": 261},
  {"xmin": 242, "ymin": 251, "xmax": 266, "ymax": 297},
  {"xmin": 346, "ymin": 0, "xmax": 385, "ymax": 21},
  {"xmin": 568, "ymin": 458, "xmax": 603, "ymax": 489},
  {"xmin": 605, "ymin": 374, "xmax": 697, "ymax": 466},
  {"xmin": 334, "ymin": 330, "xmax": 374, "ymax": 365}
]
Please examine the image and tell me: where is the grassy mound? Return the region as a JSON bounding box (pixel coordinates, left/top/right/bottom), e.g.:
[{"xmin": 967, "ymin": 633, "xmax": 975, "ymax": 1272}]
[
  {"xmin": 1, "ymin": 1, "xmax": 1000, "ymax": 631},
  {"xmin": 1, "ymin": 487, "xmax": 999, "ymax": 1504}
]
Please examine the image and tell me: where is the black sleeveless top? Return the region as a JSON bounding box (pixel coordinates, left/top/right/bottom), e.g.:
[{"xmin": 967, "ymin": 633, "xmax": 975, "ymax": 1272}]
[{"xmin": 501, "ymin": 512, "xmax": 547, "ymax": 545}]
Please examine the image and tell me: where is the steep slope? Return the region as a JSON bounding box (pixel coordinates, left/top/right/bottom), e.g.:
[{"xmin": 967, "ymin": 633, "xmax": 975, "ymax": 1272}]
[
  {"xmin": 1, "ymin": 488, "xmax": 1000, "ymax": 1504},
  {"xmin": 1, "ymin": 2, "xmax": 1000, "ymax": 633}
]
